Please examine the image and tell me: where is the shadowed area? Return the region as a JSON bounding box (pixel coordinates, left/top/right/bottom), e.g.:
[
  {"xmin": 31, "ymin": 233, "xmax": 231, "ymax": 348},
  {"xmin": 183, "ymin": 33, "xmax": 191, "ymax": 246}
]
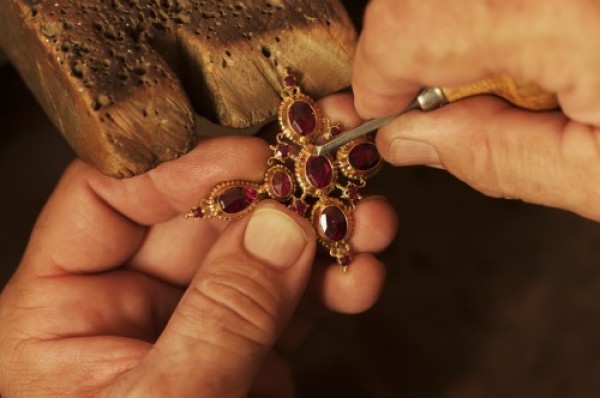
[
  {"xmin": 3, "ymin": 62, "xmax": 600, "ymax": 397},
  {"xmin": 0, "ymin": 65, "xmax": 74, "ymax": 280}
]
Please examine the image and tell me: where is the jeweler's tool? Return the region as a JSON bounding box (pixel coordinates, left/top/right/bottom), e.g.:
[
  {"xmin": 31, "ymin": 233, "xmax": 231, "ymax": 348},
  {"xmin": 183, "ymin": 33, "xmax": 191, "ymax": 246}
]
[{"xmin": 313, "ymin": 75, "xmax": 559, "ymax": 156}]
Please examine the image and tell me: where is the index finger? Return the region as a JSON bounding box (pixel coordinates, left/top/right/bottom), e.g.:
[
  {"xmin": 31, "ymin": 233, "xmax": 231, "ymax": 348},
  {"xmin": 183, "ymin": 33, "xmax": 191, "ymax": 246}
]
[
  {"xmin": 352, "ymin": 0, "xmax": 492, "ymax": 118},
  {"xmin": 21, "ymin": 136, "xmax": 271, "ymax": 277},
  {"xmin": 351, "ymin": 0, "xmax": 600, "ymax": 122}
]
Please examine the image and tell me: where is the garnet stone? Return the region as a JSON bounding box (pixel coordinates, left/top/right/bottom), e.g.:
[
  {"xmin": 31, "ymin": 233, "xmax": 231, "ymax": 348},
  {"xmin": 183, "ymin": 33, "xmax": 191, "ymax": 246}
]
[
  {"xmin": 329, "ymin": 125, "xmax": 342, "ymax": 138},
  {"xmin": 290, "ymin": 198, "xmax": 309, "ymax": 216},
  {"xmin": 318, "ymin": 205, "xmax": 348, "ymax": 242},
  {"xmin": 270, "ymin": 170, "xmax": 293, "ymax": 198},
  {"xmin": 283, "ymin": 75, "xmax": 296, "ymax": 88},
  {"xmin": 218, "ymin": 186, "xmax": 258, "ymax": 214},
  {"xmin": 288, "ymin": 100, "xmax": 316, "ymax": 136},
  {"xmin": 339, "ymin": 255, "xmax": 351, "ymax": 267},
  {"xmin": 306, "ymin": 155, "xmax": 333, "ymax": 188},
  {"xmin": 275, "ymin": 143, "xmax": 291, "ymax": 159},
  {"xmin": 348, "ymin": 143, "xmax": 381, "ymax": 171},
  {"xmin": 347, "ymin": 184, "xmax": 361, "ymax": 201},
  {"xmin": 190, "ymin": 206, "xmax": 204, "ymax": 218}
]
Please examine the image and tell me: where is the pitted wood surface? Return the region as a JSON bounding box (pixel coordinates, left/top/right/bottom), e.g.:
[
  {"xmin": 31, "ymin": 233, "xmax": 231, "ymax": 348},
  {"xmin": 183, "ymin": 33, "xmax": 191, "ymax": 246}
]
[{"xmin": 0, "ymin": 0, "xmax": 356, "ymax": 177}]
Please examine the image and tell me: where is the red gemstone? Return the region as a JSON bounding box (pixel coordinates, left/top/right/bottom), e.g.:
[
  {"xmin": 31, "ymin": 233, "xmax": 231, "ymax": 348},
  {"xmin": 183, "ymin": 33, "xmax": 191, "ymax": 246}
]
[
  {"xmin": 329, "ymin": 125, "xmax": 342, "ymax": 137},
  {"xmin": 340, "ymin": 255, "xmax": 351, "ymax": 266},
  {"xmin": 318, "ymin": 205, "xmax": 348, "ymax": 242},
  {"xmin": 288, "ymin": 100, "xmax": 316, "ymax": 136},
  {"xmin": 347, "ymin": 185, "xmax": 360, "ymax": 201},
  {"xmin": 191, "ymin": 206, "xmax": 204, "ymax": 218},
  {"xmin": 271, "ymin": 170, "xmax": 293, "ymax": 198},
  {"xmin": 290, "ymin": 199, "xmax": 308, "ymax": 216},
  {"xmin": 306, "ymin": 156, "xmax": 333, "ymax": 188},
  {"xmin": 275, "ymin": 143, "xmax": 291, "ymax": 159},
  {"xmin": 348, "ymin": 143, "xmax": 381, "ymax": 171},
  {"xmin": 218, "ymin": 186, "xmax": 258, "ymax": 213},
  {"xmin": 283, "ymin": 75, "xmax": 296, "ymax": 88}
]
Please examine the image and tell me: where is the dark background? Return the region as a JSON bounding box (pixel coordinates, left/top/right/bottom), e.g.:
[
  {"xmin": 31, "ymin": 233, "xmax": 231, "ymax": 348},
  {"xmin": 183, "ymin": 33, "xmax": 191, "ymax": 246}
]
[{"xmin": 3, "ymin": 5, "xmax": 600, "ymax": 393}]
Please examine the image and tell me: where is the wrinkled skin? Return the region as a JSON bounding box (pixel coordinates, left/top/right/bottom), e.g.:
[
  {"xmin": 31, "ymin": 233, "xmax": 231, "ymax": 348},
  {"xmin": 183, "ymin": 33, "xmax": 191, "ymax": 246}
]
[
  {"xmin": 353, "ymin": 0, "xmax": 600, "ymax": 222},
  {"xmin": 0, "ymin": 94, "xmax": 397, "ymax": 397}
]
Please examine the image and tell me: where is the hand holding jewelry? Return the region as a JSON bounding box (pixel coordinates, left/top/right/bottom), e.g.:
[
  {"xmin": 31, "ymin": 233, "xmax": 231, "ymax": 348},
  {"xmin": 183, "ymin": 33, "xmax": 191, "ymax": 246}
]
[{"xmin": 186, "ymin": 73, "xmax": 382, "ymax": 269}]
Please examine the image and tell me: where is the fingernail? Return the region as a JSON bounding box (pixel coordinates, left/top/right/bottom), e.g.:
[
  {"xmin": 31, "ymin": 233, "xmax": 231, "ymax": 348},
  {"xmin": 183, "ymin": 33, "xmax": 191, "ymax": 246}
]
[
  {"xmin": 390, "ymin": 138, "xmax": 440, "ymax": 166},
  {"xmin": 244, "ymin": 207, "xmax": 308, "ymax": 269}
]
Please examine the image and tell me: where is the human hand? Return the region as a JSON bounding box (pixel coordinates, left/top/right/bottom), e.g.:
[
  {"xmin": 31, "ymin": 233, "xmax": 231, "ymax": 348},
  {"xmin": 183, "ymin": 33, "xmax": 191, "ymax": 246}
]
[
  {"xmin": 352, "ymin": 0, "xmax": 600, "ymax": 221},
  {"xmin": 0, "ymin": 94, "xmax": 397, "ymax": 397}
]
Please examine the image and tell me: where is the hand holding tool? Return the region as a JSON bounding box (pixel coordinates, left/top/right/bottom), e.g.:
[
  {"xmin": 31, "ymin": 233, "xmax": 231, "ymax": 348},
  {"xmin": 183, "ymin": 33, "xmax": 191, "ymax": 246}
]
[{"xmin": 313, "ymin": 75, "xmax": 559, "ymax": 156}]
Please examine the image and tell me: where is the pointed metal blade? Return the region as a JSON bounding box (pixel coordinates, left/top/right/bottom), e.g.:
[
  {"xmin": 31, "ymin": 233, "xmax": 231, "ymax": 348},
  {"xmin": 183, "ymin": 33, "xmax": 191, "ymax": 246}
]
[{"xmin": 312, "ymin": 100, "xmax": 419, "ymax": 156}]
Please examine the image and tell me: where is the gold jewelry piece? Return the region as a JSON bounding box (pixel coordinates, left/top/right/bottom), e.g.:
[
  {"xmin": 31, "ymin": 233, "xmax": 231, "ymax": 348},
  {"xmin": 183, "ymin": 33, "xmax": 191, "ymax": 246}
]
[{"xmin": 186, "ymin": 73, "xmax": 382, "ymax": 270}]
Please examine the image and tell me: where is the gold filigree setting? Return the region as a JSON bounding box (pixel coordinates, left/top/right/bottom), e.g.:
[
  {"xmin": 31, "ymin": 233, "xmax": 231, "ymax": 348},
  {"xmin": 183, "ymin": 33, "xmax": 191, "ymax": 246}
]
[{"xmin": 186, "ymin": 72, "xmax": 382, "ymax": 269}]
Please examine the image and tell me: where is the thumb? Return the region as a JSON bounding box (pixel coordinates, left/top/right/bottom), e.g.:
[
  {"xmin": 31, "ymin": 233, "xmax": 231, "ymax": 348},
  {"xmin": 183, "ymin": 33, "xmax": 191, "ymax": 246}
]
[
  {"xmin": 115, "ymin": 201, "xmax": 316, "ymax": 397},
  {"xmin": 376, "ymin": 97, "xmax": 600, "ymax": 221}
]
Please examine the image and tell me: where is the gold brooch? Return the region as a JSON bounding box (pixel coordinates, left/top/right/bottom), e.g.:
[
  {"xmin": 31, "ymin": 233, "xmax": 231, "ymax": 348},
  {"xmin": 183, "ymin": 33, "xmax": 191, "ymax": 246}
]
[{"xmin": 186, "ymin": 73, "xmax": 382, "ymax": 270}]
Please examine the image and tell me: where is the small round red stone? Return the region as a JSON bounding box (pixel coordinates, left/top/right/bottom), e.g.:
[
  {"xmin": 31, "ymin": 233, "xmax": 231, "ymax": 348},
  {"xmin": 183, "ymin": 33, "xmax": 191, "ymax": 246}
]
[
  {"xmin": 190, "ymin": 206, "xmax": 204, "ymax": 218},
  {"xmin": 306, "ymin": 155, "xmax": 333, "ymax": 188},
  {"xmin": 270, "ymin": 170, "xmax": 293, "ymax": 198},
  {"xmin": 283, "ymin": 75, "xmax": 296, "ymax": 88},
  {"xmin": 288, "ymin": 100, "xmax": 317, "ymax": 136},
  {"xmin": 347, "ymin": 185, "xmax": 360, "ymax": 201},
  {"xmin": 348, "ymin": 143, "xmax": 381, "ymax": 171},
  {"xmin": 275, "ymin": 143, "xmax": 291, "ymax": 159},
  {"xmin": 290, "ymin": 198, "xmax": 308, "ymax": 216},
  {"xmin": 218, "ymin": 186, "xmax": 258, "ymax": 214},
  {"xmin": 339, "ymin": 255, "xmax": 351, "ymax": 267},
  {"xmin": 318, "ymin": 205, "xmax": 348, "ymax": 242},
  {"xmin": 329, "ymin": 125, "xmax": 342, "ymax": 138}
]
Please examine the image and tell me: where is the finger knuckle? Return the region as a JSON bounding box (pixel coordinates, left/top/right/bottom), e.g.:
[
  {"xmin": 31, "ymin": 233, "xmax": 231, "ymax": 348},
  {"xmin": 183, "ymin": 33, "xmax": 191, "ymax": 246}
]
[
  {"xmin": 183, "ymin": 268, "xmax": 281, "ymax": 348},
  {"xmin": 361, "ymin": 0, "xmax": 416, "ymax": 76}
]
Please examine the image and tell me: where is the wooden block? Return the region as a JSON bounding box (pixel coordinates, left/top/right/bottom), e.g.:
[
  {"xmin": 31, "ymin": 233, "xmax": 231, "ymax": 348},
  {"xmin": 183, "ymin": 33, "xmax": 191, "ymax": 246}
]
[{"xmin": 0, "ymin": 0, "xmax": 357, "ymax": 177}]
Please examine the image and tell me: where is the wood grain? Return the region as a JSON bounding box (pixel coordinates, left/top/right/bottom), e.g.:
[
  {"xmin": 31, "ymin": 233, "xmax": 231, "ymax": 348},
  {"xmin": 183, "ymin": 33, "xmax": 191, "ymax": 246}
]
[
  {"xmin": 0, "ymin": 0, "xmax": 357, "ymax": 177},
  {"xmin": 442, "ymin": 75, "xmax": 558, "ymax": 111}
]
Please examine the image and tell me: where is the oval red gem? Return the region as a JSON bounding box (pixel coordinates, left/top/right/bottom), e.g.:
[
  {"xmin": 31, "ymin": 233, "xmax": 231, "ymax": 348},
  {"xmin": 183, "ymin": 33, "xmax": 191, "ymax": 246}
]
[
  {"xmin": 318, "ymin": 205, "xmax": 348, "ymax": 242},
  {"xmin": 348, "ymin": 143, "xmax": 381, "ymax": 171},
  {"xmin": 271, "ymin": 170, "xmax": 293, "ymax": 198},
  {"xmin": 306, "ymin": 156, "xmax": 333, "ymax": 188},
  {"xmin": 218, "ymin": 186, "xmax": 258, "ymax": 214},
  {"xmin": 288, "ymin": 100, "xmax": 316, "ymax": 136}
]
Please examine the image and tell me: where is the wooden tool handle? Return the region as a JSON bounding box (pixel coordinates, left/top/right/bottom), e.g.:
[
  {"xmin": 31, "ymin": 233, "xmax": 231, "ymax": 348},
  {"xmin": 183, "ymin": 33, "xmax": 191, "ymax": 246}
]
[{"xmin": 442, "ymin": 74, "xmax": 559, "ymax": 111}]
